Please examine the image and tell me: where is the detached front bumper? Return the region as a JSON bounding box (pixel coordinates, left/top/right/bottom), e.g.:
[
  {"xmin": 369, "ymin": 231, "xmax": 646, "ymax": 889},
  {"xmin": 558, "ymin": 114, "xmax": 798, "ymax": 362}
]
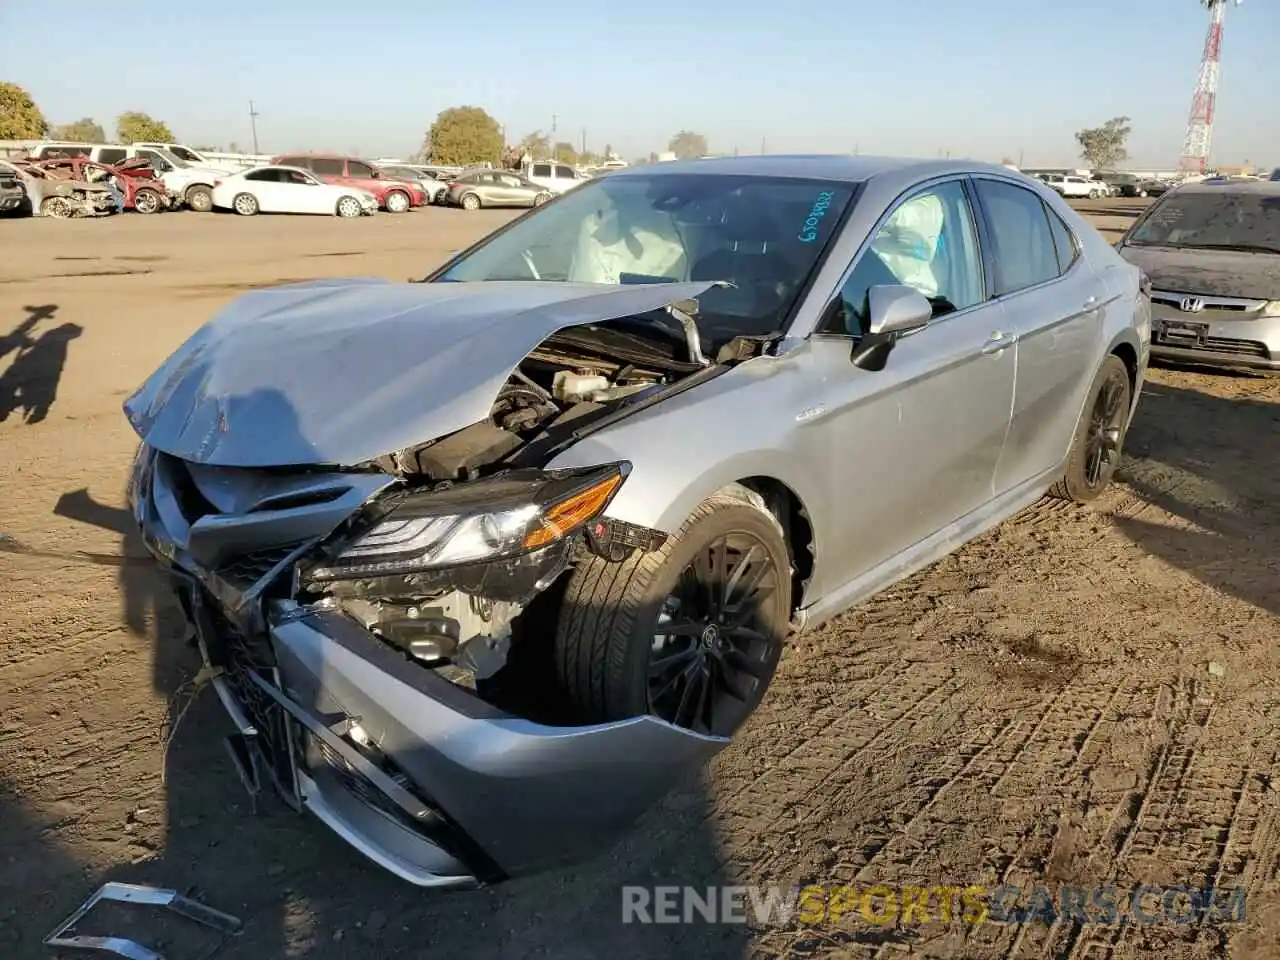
[{"xmin": 174, "ymin": 586, "xmax": 727, "ymax": 887}]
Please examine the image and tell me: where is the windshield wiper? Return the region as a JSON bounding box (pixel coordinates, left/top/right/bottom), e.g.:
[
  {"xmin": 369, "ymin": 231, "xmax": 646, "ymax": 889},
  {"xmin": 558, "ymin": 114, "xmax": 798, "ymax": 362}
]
[{"xmin": 1193, "ymin": 243, "xmax": 1280, "ymax": 255}]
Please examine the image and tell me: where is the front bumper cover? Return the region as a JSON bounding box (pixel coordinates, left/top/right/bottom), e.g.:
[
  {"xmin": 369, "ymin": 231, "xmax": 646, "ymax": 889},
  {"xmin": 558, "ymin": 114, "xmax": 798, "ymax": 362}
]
[{"xmin": 133, "ymin": 446, "xmax": 728, "ymax": 886}]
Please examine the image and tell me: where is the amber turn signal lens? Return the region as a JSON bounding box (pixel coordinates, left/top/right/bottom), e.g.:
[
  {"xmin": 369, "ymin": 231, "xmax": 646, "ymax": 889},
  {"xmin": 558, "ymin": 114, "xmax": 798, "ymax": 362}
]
[{"xmin": 522, "ymin": 473, "xmax": 623, "ymax": 550}]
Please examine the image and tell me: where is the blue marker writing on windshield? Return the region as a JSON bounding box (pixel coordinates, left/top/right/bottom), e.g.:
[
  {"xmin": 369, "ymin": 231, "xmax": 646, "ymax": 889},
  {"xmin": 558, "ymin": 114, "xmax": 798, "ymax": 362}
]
[{"xmin": 798, "ymin": 192, "xmax": 836, "ymax": 242}]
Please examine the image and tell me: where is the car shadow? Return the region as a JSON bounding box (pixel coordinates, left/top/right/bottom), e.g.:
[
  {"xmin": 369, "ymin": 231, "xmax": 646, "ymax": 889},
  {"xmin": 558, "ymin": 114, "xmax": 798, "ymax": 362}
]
[
  {"xmin": 1114, "ymin": 379, "xmax": 1279, "ymax": 619},
  {"xmin": 0, "ymin": 304, "xmax": 82, "ymax": 425},
  {"xmin": 49, "ymin": 472, "xmax": 757, "ymax": 958}
]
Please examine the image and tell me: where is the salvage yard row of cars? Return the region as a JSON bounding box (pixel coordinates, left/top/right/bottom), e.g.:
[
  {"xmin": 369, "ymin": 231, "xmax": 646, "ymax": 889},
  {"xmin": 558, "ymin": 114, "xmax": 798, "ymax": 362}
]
[{"xmin": 0, "ymin": 140, "xmax": 584, "ymax": 219}]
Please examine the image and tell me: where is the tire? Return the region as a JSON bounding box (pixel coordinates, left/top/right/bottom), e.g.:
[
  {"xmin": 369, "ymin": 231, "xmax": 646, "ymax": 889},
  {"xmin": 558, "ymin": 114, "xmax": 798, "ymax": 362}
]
[
  {"xmin": 553, "ymin": 488, "xmax": 792, "ymax": 737},
  {"xmin": 133, "ymin": 188, "xmax": 162, "ymax": 214},
  {"xmin": 460, "ymin": 192, "xmax": 481, "ymax": 211},
  {"xmin": 335, "ymin": 195, "xmax": 362, "ymax": 218},
  {"xmin": 1048, "ymin": 355, "xmax": 1132, "ymax": 504},
  {"xmin": 186, "ymin": 184, "xmax": 214, "ymax": 212},
  {"xmin": 232, "ymin": 192, "xmax": 259, "ymax": 216},
  {"xmin": 1138, "ymin": 190, "xmax": 1148, "ymax": 198},
  {"xmin": 41, "ymin": 196, "xmax": 72, "ymax": 218},
  {"xmin": 1088, "ymin": 190, "xmax": 1099, "ymax": 199},
  {"xmin": 533, "ymin": 191, "xmax": 552, "ymax": 206},
  {"xmin": 384, "ymin": 190, "xmax": 410, "ymax": 213}
]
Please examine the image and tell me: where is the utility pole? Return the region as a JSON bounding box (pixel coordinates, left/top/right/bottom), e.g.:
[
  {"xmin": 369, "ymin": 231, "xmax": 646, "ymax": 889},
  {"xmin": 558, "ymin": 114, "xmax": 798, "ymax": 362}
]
[
  {"xmin": 551, "ymin": 114, "xmax": 557, "ymax": 158},
  {"xmin": 581, "ymin": 127, "xmax": 586, "ymax": 157},
  {"xmin": 248, "ymin": 100, "xmax": 260, "ymax": 154},
  {"xmin": 1018, "ymin": 149, "xmax": 1025, "ymax": 168},
  {"xmin": 760, "ymin": 136, "xmax": 767, "ymax": 154}
]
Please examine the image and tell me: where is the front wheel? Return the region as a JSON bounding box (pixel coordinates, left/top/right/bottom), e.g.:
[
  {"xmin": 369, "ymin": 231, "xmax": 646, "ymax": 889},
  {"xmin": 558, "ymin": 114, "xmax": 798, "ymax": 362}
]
[
  {"xmin": 1138, "ymin": 189, "xmax": 1148, "ymax": 198},
  {"xmin": 335, "ymin": 195, "xmax": 362, "ymax": 218},
  {"xmin": 1048, "ymin": 355, "xmax": 1132, "ymax": 503},
  {"xmin": 533, "ymin": 191, "xmax": 552, "ymax": 206},
  {"xmin": 553, "ymin": 489, "xmax": 792, "ymax": 737},
  {"xmin": 186, "ymin": 185, "xmax": 213, "ymax": 212},
  {"xmin": 41, "ymin": 196, "xmax": 73, "ymax": 218},
  {"xmin": 384, "ymin": 190, "xmax": 410, "ymax": 213},
  {"xmin": 133, "ymin": 188, "xmax": 162, "ymax": 214},
  {"xmin": 460, "ymin": 192, "xmax": 481, "ymax": 211},
  {"xmin": 232, "ymin": 192, "xmax": 259, "ymax": 216}
]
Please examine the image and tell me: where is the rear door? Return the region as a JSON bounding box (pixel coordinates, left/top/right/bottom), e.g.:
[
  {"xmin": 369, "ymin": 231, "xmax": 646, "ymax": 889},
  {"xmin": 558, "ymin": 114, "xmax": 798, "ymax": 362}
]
[
  {"xmin": 308, "ymin": 157, "xmax": 345, "ymax": 187},
  {"xmin": 971, "ymin": 177, "xmax": 1103, "ymax": 495},
  {"xmin": 343, "ymin": 160, "xmax": 381, "ymax": 196},
  {"xmin": 242, "ymin": 168, "xmax": 287, "ymax": 212}
]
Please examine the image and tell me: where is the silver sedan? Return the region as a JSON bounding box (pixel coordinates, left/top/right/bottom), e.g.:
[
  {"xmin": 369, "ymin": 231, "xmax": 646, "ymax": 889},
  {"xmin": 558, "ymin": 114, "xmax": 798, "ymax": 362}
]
[{"xmin": 123, "ymin": 155, "xmax": 1151, "ymax": 887}]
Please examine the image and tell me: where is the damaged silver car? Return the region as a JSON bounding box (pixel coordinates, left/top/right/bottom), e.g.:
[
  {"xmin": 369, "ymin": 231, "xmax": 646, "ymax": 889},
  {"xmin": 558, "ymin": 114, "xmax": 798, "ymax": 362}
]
[{"xmin": 125, "ymin": 156, "xmax": 1150, "ymax": 887}]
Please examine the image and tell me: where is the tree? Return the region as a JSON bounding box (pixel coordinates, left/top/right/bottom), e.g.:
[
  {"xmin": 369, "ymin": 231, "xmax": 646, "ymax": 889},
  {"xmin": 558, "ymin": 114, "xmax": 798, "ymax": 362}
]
[
  {"xmin": 668, "ymin": 130, "xmax": 708, "ymax": 160},
  {"xmin": 51, "ymin": 118, "xmax": 105, "ymax": 142},
  {"xmin": 116, "ymin": 111, "xmax": 175, "ymax": 144},
  {"xmin": 426, "ymin": 106, "xmax": 503, "ymax": 165},
  {"xmin": 0, "ymin": 82, "xmax": 48, "ymax": 139},
  {"xmin": 1075, "ymin": 117, "xmax": 1131, "ymax": 171},
  {"xmin": 517, "ymin": 130, "xmax": 550, "ymax": 161},
  {"xmin": 553, "ymin": 141, "xmax": 577, "ymax": 165}
]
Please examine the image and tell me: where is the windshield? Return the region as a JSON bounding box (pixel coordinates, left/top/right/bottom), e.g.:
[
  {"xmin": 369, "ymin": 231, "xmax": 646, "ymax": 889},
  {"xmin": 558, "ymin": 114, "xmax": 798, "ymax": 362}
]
[
  {"xmin": 149, "ymin": 148, "xmax": 189, "ymax": 169},
  {"xmin": 436, "ymin": 173, "xmax": 855, "ymax": 340},
  {"xmin": 1127, "ymin": 192, "xmax": 1280, "ymax": 253},
  {"xmin": 168, "ymin": 146, "xmax": 202, "ymax": 162}
]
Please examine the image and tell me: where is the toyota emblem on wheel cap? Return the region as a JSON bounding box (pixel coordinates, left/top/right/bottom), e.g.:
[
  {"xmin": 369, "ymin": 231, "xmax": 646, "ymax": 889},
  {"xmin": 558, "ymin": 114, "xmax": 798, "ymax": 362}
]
[{"xmin": 1179, "ymin": 297, "xmax": 1206, "ymax": 313}]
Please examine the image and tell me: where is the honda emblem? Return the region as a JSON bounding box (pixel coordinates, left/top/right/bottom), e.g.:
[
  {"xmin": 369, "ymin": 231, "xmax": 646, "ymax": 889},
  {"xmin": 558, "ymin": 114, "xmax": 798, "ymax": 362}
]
[{"xmin": 1179, "ymin": 297, "xmax": 1205, "ymax": 313}]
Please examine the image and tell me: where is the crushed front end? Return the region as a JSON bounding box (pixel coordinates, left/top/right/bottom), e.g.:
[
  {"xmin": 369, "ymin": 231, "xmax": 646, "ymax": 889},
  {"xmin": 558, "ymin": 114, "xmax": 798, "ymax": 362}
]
[{"xmin": 123, "ymin": 303, "xmax": 749, "ymax": 885}]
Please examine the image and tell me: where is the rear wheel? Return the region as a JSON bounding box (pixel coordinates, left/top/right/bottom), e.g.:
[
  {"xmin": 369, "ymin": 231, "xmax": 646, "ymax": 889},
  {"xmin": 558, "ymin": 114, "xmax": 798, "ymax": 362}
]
[
  {"xmin": 232, "ymin": 192, "xmax": 259, "ymax": 216},
  {"xmin": 335, "ymin": 195, "xmax": 362, "ymax": 218},
  {"xmin": 186, "ymin": 184, "xmax": 214, "ymax": 212},
  {"xmin": 460, "ymin": 192, "xmax": 481, "ymax": 211},
  {"xmin": 533, "ymin": 191, "xmax": 552, "ymax": 206},
  {"xmin": 133, "ymin": 188, "xmax": 162, "ymax": 214},
  {"xmin": 384, "ymin": 190, "xmax": 410, "ymax": 213},
  {"xmin": 553, "ymin": 489, "xmax": 791, "ymax": 737},
  {"xmin": 1048, "ymin": 355, "xmax": 1132, "ymax": 503}
]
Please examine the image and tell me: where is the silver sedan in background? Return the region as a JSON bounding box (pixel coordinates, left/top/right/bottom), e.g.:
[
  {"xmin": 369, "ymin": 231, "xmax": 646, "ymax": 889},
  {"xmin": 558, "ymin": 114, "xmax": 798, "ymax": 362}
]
[
  {"xmin": 444, "ymin": 169, "xmax": 552, "ymax": 210},
  {"xmin": 123, "ymin": 155, "xmax": 1150, "ymax": 888}
]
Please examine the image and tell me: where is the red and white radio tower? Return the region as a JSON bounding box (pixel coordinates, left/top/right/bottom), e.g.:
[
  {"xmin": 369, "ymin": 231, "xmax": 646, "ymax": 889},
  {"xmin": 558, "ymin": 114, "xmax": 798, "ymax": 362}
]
[{"xmin": 1178, "ymin": 0, "xmax": 1242, "ymax": 174}]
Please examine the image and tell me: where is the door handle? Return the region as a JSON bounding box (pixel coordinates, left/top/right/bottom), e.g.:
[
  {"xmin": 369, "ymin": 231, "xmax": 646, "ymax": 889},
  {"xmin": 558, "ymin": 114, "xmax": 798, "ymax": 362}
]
[
  {"xmin": 1083, "ymin": 295, "xmax": 1099, "ymax": 310},
  {"xmin": 981, "ymin": 331, "xmax": 1017, "ymax": 355}
]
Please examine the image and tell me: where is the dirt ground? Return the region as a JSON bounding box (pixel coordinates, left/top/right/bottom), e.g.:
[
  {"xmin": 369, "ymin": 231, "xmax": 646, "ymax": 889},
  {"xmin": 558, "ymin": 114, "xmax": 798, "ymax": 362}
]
[{"xmin": 1, "ymin": 198, "xmax": 1277, "ymax": 960}]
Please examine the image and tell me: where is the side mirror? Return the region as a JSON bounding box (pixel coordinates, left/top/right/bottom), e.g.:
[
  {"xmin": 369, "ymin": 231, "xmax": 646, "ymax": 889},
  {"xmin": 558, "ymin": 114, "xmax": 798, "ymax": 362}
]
[{"xmin": 851, "ymin": 284, "xmax": 932, "ymax": 371}]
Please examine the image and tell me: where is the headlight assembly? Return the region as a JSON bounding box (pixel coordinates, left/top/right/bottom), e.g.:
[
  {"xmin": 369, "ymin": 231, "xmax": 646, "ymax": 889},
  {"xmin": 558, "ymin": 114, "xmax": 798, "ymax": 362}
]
[{"xmin": 306, "ymin": 463, "xmax": 628, "ymax": 581}]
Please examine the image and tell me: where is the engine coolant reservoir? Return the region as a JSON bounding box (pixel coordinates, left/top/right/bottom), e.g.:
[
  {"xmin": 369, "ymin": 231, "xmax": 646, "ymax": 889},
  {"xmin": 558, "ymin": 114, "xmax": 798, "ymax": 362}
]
[{"xmin": 552, "ymin": 370, "xmax": 611, "ymax": 402}]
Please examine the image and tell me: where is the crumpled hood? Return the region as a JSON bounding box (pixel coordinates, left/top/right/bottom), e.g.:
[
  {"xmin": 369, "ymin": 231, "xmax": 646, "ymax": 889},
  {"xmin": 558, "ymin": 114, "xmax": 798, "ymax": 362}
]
[
  {"xmin": 1119, "ymin": 245, "xmax": 1280, "ymax": 300},
  {"xmin": 124, "ymin": 278, "xmax": 718, "ymax": 468}
]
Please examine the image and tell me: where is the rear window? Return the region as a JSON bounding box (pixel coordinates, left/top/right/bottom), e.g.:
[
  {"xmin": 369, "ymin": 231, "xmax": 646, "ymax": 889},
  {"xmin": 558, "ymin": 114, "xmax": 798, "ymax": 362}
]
[
  {"xmin": 98, "ymin": 148, "xmax": 127, "ymax": 164},
  {"xmin": 1128, "ymin": 192, "xmax": 1280, "ymax": 254}
]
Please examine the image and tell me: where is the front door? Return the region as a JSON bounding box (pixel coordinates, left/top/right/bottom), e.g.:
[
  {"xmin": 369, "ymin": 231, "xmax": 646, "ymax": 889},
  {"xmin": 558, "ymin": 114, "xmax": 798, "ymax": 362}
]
[{"xmin": 809, "ymin": 177, "xmax": 1015, "ymax": 592}]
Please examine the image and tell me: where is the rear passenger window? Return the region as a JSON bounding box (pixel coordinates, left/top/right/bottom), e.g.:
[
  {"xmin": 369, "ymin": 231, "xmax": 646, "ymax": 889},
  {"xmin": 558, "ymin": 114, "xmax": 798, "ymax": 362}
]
[
  {"xmin": 554, "ymin": 165, "xmax": 575, "ymax": 179},
  {"xmin": 531, "ymin": 163, "xmax": 551, "ymax": 177},
  {"xmin": 311, "ymin": 158, "xmax": 344, "ymax": 176},
  {"xmin": 974, "ymin": 180, "xmax": 1060, "ymax": 294},
  {"xmin": 1046, "ymin": 206, "xmax": 1078, "ymax": 273},
  {"xmin": 98, "ymin": 148, "xmax": 127, "ymax": 164}
]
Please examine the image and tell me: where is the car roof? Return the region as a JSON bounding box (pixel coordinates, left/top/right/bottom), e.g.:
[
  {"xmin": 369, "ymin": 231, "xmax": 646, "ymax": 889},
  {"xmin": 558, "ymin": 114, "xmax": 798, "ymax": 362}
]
[
  {"xmin": 605, "ymin": 154, "xmax": 1019, "ymax": 185},
  {"xmin": 1168, "ymin": 180, "xmax": 1280, "ymax": 198}
]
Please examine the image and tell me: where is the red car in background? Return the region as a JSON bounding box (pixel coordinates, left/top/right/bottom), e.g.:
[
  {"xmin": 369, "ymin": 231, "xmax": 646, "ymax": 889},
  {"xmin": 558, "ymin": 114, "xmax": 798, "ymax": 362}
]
[
  {"xmin": 33, "ymin": 156, "xmax": 175, "ymax": 213},
  {"xmin": 270, "ymin": 154, "xmax": 427, "ymax": 213}
]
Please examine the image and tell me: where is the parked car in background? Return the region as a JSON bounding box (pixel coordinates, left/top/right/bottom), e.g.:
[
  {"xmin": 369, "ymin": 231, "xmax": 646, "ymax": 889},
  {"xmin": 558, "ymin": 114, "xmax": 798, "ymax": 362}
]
[
  {"xmin": 376, "ymin": 163, "xmax": 449, "ymax": 205},
  {"xmin": 34, "ymin": 156, "xmax": 174, "ymax": 213},
  {"xmin": 524, "ymin": 161, "xmax": 590, "ymax": 194},
  {"xmin": 271, "ymin": 154, "xmax": 427, "ymax": 212},
  {"xmin": 1269, "ymin": 167, "xmax": 1280, "ymax": 182},
  {"xmin": 26, "ymin": 142, "xmax": 222, "ymax": 211},
  {"xmin": 1087, "ymin": 178, "xmax": 1117, "ymax": 198},
  {"xmin": 0, "ymin": 159, "xmax": 115, "ymax": 217},
  {"xmin": 1040, "ymin": 174, "xmax": 1104, "ymax": 198},
  {"xmin": 1115, "ymin": 179, "xmax": 1280, "ymax": 372},
  {"xmin": 0, "ymin": 167, "xmax": 25, "ymax": 214},
  {"xmin": 446, "ymin": 169, "xmax": 552, "ymax": 209},
  {"xmin": 133, "ymin": 142, "xmax": 245, "ymax": 173},
  {"xmin": 211, "ymin": 165, "xmax": 378, "ymax": 217},
  {"xmin": 123, "ymin": 155, "xmax": 1149, "ymax": 888}
]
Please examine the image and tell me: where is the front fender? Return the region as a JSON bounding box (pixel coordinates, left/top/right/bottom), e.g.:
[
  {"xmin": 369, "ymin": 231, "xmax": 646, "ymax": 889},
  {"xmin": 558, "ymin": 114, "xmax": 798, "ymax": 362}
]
[{"xmin": 545, "ymin": 356, "xmax": 826, "ymax": 538}]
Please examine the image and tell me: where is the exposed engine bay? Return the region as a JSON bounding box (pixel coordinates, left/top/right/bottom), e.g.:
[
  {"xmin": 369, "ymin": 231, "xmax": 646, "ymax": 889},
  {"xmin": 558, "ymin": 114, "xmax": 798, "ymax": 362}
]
[{"xmin": 290, "ymin": 316, "xmax": 773, "ymax": 711}]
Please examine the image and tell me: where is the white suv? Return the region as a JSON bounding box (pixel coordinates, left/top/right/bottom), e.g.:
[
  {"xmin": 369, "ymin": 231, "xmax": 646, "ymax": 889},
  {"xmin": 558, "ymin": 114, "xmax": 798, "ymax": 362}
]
[
  {"xmin": 1039, "ymin": 174, "xmax": 1104, "ymax": 199},
  {"xmin": 524, "ymin": 161, "xmax": 589, "ymax": 194}
]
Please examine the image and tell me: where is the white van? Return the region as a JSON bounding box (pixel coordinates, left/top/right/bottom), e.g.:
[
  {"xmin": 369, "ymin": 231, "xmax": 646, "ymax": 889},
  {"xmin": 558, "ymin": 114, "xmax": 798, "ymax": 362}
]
[{"xmin": 26, "ymin": 142, "xmax": 223, "ymax": 211}]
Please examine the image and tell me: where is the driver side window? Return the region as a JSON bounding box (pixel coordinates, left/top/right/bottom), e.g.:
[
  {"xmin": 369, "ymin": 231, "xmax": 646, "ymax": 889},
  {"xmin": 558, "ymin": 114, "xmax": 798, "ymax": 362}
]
[{"xmin": 828, "ymin": 180, "xmax": 983, "ymax": 336}]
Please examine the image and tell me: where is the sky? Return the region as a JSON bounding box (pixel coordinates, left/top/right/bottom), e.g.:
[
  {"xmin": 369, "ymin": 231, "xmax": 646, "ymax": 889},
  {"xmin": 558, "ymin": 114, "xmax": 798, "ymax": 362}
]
[{"xmin": 2, "ymin": 0, "xmax": 1276, "ymax": 169}]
